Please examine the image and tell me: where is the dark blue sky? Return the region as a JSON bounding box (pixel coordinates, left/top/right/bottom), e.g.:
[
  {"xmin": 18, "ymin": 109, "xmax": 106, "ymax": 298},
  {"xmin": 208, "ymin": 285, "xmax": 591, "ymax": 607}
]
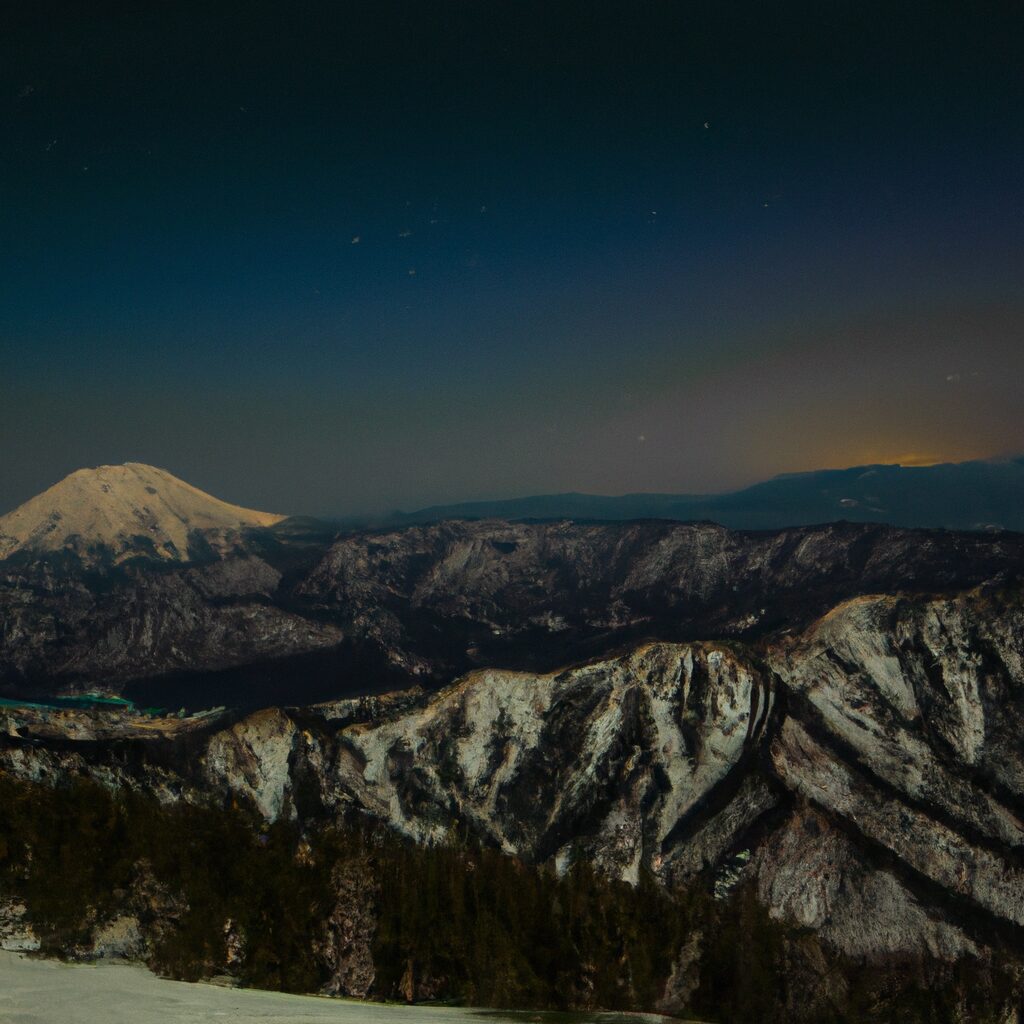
[{"xmin": 2, "ymin": 2, "xmax": 1022, "ymax": 515}]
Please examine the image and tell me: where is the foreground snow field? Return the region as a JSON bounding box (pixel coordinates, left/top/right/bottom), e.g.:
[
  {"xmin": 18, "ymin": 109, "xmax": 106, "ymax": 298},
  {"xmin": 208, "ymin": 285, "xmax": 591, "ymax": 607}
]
[{"xmin": 0, "ymin": 952, "xmax": 675, "ymax": 1024}]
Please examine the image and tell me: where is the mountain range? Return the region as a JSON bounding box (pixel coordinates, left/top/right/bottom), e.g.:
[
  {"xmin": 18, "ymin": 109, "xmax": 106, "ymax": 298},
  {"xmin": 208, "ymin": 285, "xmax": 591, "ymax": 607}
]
[
  {"xmin": 3, "ymin": 461, "xmax": 1024, "ymax": 1019},
  {"xmin": 2, "ymin": 463, "xmax": 1023, "ymax": 709},
  {"xmin": 4, "ymin": 557, "xmax": 1024, "ymax": 1018},
  {"xmin": 4, "ymin": 457, "xmax": 1023, "ymax": 570},
  {"xmin": 393, "ymin": 455, "xmax": 1024, "ymax": 532}
]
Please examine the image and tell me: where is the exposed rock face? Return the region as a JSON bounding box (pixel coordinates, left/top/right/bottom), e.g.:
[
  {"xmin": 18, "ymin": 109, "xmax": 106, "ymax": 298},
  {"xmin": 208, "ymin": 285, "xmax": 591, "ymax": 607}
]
[
  {"xmin": 762, "ymin": 591, "xmax": 1024, "ymax": 956},
  {"xmin": 298, "ymin": 519, "xmax": 1024, "ymax": 670},
  {"xmin": 330, "ymin": 642, "xmax": 772, "ymax": 885},
  {"xmin": 4, "ymin": 515, "xmax": 1023, "ymax": 707},
  {"xmin": 86, "ymin": 915, "xmax": 148, "ymax": 961},
  {"xmin": 0, "ymin": 555, "xmax": 345, "ymax": 695},
  {"xmin": 3, "ymin": 484, "xmax": 1024, "ymax": 1010},
  {"xmin": 0, "ymin": 899, "xmax": 39, "ymax": 953},
  {"xmin": 317, "ymin": 860, "xmax": 377, "ymax": 998},
  {"xmin": 751, "ymin": 805, "xmax": 978, "ymax": 960},
  {"xmin": 204, "ymin": 708, "xmax": 299, "ymax": 820},
  {"xmin": 0, "ymin": 463, "xmax": 283, "ymax": 565},
  {"xmin": 4, "ymin": 584, "xmax": 1024, "ymax": 980}
]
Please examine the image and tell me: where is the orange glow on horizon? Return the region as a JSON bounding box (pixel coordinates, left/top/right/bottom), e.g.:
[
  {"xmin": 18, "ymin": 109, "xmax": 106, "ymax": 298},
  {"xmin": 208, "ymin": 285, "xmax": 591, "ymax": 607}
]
[
  {"xmin": 875, "ymin": 453, "xmax": 947, "ymax": 468},
  {"xmin": 775, "ymin": 445, "xmax": 1000, "ymax": 483}
]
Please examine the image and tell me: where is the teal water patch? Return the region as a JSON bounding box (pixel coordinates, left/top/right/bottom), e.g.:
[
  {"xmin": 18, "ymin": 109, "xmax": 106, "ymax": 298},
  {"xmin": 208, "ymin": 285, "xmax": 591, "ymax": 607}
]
[
  {"xmin": 0, "ymin": 697, "xmax": 50, "ymax": 710},
  {"xmin": 0, "ymin": 693, "xmax": 136, "ymax": 712},
  {"xmin": 55, "ymin": 693, "xmax": 135, "ymax": 710}
]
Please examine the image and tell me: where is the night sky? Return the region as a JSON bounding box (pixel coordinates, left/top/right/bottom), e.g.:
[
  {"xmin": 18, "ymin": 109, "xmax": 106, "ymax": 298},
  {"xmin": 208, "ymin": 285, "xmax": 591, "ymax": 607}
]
[{"xmin": 2, "ymin": 2, "xmax": 1022, "ymax": 516}]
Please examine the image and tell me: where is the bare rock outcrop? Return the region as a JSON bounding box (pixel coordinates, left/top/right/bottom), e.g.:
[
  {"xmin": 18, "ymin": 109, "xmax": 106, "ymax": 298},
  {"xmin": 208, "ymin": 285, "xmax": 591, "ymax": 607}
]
[
  {"xmin": 316, "ymin": 860, "xmax": 377, "ymax": 998},
  {"xmin": 5, "ymin": 516, "xmax": 1022, "ymax": 708},
  {"xmin": 4, "ymin": 582, "xmax": 1024, "ymax": 992}
]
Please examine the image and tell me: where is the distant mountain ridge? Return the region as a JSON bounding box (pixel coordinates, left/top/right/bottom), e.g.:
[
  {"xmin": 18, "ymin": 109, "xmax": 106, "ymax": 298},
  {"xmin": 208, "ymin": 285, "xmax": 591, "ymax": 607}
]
[
  {"xmin": 5, "ymin": 457, "xmax": 1023, "ymax": 566},
  {"xmin": 395, "ymin": 456, "xmax": 1024, "ymax": 532}
]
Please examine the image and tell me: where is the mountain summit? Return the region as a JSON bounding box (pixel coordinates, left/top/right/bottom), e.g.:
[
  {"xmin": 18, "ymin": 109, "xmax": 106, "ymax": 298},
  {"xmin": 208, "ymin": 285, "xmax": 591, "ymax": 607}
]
[{"xmin": 0, "ymin": 463, "xmax": 284, "ymax": 565}]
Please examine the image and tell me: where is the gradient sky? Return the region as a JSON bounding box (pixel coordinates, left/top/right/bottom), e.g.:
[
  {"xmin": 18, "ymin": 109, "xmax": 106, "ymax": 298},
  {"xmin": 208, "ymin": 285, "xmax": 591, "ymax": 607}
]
[{"xmin": 1, "ymin": 2, "xmax": 1022, "ymax": 516}]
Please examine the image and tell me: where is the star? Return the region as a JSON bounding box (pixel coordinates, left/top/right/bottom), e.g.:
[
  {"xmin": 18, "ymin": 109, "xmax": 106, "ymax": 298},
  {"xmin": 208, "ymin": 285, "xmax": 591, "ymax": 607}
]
[
  {"xmin": 351, "ymin": 235, "xmax": 360, "ymax": 244},
  {"xmin": 703, "ymin": 121, "xmax": 710, "ymax": 129}
]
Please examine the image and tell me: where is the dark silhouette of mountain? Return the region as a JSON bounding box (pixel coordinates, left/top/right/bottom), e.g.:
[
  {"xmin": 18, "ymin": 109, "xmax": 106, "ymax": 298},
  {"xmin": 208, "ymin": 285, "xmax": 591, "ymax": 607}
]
[{"xmin": 395, "ymin": 457, "xmax": 1024, "ymax": 531}]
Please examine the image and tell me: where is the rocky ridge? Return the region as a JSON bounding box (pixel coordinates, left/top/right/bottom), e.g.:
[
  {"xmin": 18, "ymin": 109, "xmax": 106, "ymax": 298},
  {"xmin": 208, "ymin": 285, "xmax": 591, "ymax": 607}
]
[
  {"xmin": 4, "ymin": 516, "xmax": 1023, "ymax": 708},
  {"xmin": 3, "ymin": 583, "xmax": 1023, "ymax": 980},
  {"xmin": 4, "ymin": 474, "xmax": 1024, "ymax": 1016}
]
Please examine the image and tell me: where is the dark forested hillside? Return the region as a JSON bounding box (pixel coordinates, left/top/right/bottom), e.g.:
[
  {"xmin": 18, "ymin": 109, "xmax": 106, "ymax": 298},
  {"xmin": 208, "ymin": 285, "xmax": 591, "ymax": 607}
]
[{"xmin": 1, "ymin": 776, "xmax": 1015, "ymax": 1022}]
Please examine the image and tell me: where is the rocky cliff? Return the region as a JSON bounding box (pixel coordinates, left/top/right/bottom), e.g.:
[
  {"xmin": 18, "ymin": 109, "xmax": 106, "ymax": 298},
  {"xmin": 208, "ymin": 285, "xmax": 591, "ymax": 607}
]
[
  {"xmin": 4, "ymin": 516, "xmax": 1022, "ymax": 709},
  {"xmin": 4, "ymin": 582, "xmax": 1024, "ymax": 1010},
  {"xmin": 4, "ymin": 490, "xmax": 1024, "ymax": 1018}
]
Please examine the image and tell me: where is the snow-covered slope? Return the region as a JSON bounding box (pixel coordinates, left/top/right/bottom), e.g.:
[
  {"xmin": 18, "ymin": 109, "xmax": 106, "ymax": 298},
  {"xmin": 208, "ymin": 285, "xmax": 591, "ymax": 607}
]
[
  {"xmin": 5, "ymin": 583, "xmax": 1024, "ymax": 1013},
  {"xmin": 0, "ymin": 464, "xmax": 284, "ymax": 565}
]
